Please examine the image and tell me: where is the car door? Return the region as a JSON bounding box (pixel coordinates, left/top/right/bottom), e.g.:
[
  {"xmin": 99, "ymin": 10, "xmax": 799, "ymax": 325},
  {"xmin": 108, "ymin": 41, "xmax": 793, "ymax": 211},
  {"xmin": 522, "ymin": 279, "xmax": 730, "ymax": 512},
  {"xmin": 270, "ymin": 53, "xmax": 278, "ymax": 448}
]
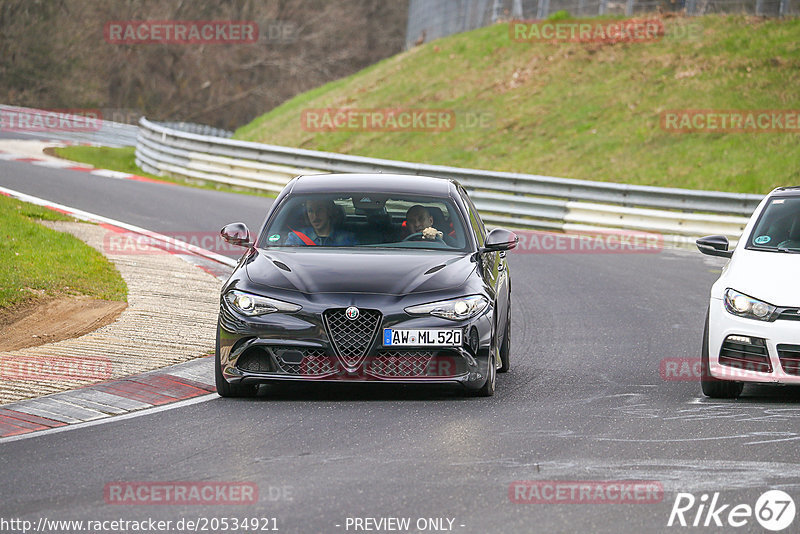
[{"xmin": 458, "ymin": 187, "xmax": 510, "ymax": 345}]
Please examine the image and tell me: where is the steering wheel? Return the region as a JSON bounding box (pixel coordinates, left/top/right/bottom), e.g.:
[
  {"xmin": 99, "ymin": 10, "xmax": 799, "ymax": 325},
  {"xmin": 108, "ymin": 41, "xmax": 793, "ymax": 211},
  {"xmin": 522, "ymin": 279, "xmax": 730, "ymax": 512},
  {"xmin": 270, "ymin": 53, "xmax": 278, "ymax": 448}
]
[{"xmin": 402, "ymin": 231, "xmax": 443, "ymax": 242}]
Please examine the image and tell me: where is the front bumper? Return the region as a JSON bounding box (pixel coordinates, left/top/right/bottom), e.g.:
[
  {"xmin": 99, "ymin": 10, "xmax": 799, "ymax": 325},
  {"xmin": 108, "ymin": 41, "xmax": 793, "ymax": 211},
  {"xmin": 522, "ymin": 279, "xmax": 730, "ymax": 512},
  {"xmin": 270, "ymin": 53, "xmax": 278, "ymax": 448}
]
[
  {"xmin": 709, "ymin": 298, "xmax": 800, "ymax": 384},
  {"xmin": 217, "ymin": 298, "xmax": 494, "ymax": 391}
]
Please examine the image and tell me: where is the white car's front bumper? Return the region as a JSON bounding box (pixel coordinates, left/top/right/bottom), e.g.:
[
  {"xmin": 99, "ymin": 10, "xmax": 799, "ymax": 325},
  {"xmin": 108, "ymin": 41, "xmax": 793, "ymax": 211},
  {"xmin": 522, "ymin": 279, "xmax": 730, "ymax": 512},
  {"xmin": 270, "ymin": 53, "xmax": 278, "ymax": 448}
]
[{"xmin": 709, "ymin": 298, "xmax": 800, "ymax": 383}]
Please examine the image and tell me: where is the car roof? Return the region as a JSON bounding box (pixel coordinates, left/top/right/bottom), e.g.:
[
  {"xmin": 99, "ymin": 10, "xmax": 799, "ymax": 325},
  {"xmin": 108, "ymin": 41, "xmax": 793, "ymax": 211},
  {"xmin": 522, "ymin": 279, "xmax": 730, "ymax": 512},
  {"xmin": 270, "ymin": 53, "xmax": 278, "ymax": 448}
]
[
  {"xmin": 290, "ymin": 173, "xmax": 455, "ymax": 196},
  {"xmin": 772, "ymin": 186, "xmax": 800, "ymax": 196}
]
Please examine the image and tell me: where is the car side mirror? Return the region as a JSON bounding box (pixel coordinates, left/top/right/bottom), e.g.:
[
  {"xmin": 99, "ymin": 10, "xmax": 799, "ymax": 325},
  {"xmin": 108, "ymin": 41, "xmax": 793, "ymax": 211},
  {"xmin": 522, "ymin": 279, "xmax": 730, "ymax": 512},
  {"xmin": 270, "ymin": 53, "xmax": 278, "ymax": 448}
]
[
  {"xmin": 481, "ymin": 228, "xmax": 519, "ymax": 252},
  {"xmin": 696, "ymin": 235, "xmax": 733, "ymax": 258},
  {"xmin": 220, "ymin": 222, "xmax": 252, "ymax": 247}
]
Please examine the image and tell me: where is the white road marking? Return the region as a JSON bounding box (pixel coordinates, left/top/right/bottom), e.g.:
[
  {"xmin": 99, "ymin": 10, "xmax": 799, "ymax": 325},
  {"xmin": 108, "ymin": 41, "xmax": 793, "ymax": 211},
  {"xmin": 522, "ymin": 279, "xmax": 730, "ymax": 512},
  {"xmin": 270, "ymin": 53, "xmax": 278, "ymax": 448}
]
[
  {"xmin": 0, "ymin": 394, "xmax": 217, "ymax": 444},
  {"xmin": 90, "ymin": 168, "xmax": 134, "ymax": 179},
  {"xmin": 31, "ymin": 159, "xmax": 85, "ymax": 168},
  {"xmin": 0, "ymin": 185, "xmax": 236, "ymax": 268}
]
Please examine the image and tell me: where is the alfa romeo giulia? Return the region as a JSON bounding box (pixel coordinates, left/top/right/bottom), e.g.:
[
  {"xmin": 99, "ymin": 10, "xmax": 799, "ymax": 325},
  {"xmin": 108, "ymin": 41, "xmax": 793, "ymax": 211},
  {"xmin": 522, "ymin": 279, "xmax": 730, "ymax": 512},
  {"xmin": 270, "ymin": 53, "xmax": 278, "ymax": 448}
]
[{"xmin": 215, "ymin": 173, "xmax": 517, "ymax": 397}]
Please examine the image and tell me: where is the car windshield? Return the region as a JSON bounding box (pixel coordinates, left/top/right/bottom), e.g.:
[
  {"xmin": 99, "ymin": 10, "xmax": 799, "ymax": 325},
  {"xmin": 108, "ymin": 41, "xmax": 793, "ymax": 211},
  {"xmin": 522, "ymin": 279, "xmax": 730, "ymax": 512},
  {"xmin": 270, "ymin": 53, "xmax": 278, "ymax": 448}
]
[
  {"xmin": 258, "ymin": 193, "xmax": 470, "ymax": 251},
  {"xmin": 747, "ymin": 196, "xmax": 800, "ymax": 252}
]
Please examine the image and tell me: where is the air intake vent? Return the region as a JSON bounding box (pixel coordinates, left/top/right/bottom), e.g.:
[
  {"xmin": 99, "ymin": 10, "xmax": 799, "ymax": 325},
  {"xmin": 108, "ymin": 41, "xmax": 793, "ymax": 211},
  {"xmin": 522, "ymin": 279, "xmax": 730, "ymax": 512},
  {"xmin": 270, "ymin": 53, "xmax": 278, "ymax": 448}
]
[
  {"xmin": 778, "ymin": 344, "xmax": 800, "ymax": 376},
  {"xmin": 719, "ymin": 336, "xmax": 771, "ymax": 373}
]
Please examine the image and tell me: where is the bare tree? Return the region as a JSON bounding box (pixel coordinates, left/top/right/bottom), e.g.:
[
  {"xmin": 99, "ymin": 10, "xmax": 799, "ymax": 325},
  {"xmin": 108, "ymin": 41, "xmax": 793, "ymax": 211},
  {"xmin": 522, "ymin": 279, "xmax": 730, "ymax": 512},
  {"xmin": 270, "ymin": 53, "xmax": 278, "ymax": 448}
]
[{"xmin": 0, "ymin": 0, "xmax": 409, "ymax": 129}]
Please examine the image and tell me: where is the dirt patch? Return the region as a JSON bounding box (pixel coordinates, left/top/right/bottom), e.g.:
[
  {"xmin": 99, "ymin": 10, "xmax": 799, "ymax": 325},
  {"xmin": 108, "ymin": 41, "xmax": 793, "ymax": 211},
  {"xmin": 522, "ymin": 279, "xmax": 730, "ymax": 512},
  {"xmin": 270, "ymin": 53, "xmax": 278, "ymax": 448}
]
[
  {"xmin": 42, "ymin": 146, "xmax": 61, "ymax": 158},
  {"xmin": 0, "ymin": 296, "xmax": 126, "ymax": 352}
]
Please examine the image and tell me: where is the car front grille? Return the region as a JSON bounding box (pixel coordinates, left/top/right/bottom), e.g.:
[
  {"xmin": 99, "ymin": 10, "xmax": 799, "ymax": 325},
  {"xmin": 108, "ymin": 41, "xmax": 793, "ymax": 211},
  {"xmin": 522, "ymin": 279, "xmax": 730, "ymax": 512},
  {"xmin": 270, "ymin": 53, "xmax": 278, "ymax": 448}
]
[
  {"xmin": 366, "ymin": 351, "xmax": 434, "ymax": 377},
  {"xmin": 324, "ymin": 308, "xmax": 382, "ymax": 368},
  {"xmin": 236, "ymin": 346, "xmax": 338, "ymax": 376},
  {"xmin": 718, "ymin": 336, "xmax": 772, "ymax": 373},
  {"xmin": 778, "ymin": 344, "xmax": 800, "ymax": 376},
  {"xmin": 777, "ymin": 308, "xmax": 800, "ymax": 321},
  {"xmin": 274, "ymin": 347, "xmax": 337, "ymax": 376},
  {"xmin": 366, "ymin": 350, "xmax": 463, "ymax": 378}
]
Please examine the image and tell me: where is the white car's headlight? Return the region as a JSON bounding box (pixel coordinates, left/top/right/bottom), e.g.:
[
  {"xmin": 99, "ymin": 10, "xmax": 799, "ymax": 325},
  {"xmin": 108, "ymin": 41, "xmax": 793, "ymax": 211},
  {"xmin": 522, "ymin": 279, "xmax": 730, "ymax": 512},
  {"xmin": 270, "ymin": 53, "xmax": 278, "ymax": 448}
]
[
  {"xmin": 723, "ymin": 289, "xmax": 776, "ymax": 322},
  {"xmin": 224, "ymin": 290, "xmax": 301, "ymax": 316},
  {"xmin": 405, "ymin": 295, "xmax": 488, "ymax": 321}
]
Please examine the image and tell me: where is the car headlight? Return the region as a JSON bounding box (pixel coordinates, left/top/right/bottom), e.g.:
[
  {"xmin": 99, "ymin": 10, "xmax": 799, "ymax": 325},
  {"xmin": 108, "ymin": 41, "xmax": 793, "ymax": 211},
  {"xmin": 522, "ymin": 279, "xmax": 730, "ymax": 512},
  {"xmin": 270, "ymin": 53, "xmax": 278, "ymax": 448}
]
[
  {"xmin": 224, "ymin": 290, "xmax": 301, "ymax": 316},
  {"xmin": 723, "ymin": 289, "xmax": 776, "ymax": 321},
  {"xmin": 405, "ymin": 295, "xmax": 489, "ymax": 321}
]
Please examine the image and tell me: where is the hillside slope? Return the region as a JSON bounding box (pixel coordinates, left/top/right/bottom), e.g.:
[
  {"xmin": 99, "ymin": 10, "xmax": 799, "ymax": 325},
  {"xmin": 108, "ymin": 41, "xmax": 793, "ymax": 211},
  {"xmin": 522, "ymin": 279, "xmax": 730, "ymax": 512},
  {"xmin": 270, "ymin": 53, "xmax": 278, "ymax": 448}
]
[{"xmin": 235, "ymin": 15, "xmax": 800, "ymax": 194}]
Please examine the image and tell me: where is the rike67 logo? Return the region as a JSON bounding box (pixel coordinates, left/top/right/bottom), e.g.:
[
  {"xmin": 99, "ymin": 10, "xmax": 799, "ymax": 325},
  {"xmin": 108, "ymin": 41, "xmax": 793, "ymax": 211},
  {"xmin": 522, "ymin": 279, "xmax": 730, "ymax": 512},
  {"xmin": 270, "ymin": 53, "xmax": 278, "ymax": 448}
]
[{"xmin": 668, "ymin": 490, "xmax": 796, "ymax": 531}]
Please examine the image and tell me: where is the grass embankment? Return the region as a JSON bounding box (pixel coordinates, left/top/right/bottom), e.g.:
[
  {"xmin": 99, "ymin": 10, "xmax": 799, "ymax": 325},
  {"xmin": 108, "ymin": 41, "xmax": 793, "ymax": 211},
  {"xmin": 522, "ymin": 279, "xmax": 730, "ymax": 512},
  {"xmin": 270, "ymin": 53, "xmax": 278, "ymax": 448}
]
[
  {"xmin": 0, "ymin": 195, "xmax": 126, "ymax": 310},
  {"xmin": 235, "ymin": 15, "xmax": 800, "ymax": 194},
  {"xmin": 51, "ymin": 146, "xmax": 274, "ymax": 197}
]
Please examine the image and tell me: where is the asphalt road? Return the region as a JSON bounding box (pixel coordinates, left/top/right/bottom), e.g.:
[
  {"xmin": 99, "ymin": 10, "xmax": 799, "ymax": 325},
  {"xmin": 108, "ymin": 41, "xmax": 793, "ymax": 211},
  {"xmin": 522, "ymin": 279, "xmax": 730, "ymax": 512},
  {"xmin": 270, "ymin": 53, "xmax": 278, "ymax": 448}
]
[{"xmin": 2, "ymin": 148, "xmax": 800, "ymax": 534}]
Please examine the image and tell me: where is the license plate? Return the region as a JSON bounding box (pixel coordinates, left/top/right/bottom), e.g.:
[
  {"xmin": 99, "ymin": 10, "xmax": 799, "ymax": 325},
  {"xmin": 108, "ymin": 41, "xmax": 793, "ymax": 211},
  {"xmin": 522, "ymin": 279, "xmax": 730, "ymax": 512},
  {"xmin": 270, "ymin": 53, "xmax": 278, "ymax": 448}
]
[{"xmin": 383, "ymin": 329, "xmax": 462, "ymax": 346}]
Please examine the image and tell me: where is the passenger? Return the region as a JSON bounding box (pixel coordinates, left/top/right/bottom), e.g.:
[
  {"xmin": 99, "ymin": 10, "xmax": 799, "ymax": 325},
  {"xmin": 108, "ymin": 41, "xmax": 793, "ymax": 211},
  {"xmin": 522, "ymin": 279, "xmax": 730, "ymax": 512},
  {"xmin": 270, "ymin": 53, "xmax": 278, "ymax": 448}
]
[{"xmin": 286, "ymin": 199, "xmax": 356, "ymax": 246}]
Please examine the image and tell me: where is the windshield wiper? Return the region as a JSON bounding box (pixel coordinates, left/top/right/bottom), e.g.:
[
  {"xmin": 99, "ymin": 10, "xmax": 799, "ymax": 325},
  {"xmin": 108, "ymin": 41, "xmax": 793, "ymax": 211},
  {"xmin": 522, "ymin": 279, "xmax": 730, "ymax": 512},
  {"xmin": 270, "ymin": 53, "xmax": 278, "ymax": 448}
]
[{"xmin": 777, "ymin": 247, "xmax": 800, "ymax": 254}]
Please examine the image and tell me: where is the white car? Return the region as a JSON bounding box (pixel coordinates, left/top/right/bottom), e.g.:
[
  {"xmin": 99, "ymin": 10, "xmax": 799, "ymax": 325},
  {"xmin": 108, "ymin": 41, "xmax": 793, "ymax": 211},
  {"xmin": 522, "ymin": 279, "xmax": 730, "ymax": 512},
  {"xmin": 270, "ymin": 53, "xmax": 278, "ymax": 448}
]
[{"xmin": 696, "ymin": 186, "xmax": 800, "ymax": 398}]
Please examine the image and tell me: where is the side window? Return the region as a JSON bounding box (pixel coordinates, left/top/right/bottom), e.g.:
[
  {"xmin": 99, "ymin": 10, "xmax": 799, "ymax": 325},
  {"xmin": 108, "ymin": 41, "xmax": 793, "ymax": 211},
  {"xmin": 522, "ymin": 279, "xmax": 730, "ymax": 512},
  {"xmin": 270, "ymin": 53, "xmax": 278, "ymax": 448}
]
[{"xmin": 459, "ymin": 188, "xmax": 485, "ymax": 247}]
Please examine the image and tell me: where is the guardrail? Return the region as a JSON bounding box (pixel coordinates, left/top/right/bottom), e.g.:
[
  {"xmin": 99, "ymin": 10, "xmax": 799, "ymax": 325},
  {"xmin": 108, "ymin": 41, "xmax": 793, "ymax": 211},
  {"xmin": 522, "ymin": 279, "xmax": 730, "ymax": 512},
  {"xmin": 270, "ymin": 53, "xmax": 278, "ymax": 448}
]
[
  {"xmin": 136, "ymin": 117, "xmax": 764, "ymax": 242},
  {"xmin": 0, "ymin": 105, "xmax": 139, "ymax": 147}
]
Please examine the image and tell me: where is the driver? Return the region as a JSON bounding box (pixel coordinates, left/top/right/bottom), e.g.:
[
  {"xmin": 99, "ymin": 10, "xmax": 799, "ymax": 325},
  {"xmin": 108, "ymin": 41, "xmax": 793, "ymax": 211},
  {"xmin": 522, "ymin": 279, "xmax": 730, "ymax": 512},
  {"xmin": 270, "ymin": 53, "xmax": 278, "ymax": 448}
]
[
  {"xmin": 286, "ymin": 199, "xmax": 356, "ymax": 246},
  {"xmin": 404, "ymin": 205, "xmax": 455, "ymax": 245},
  {"xmin": 406, "ymin": 205, "xmax": 436, "ymax": 236}
]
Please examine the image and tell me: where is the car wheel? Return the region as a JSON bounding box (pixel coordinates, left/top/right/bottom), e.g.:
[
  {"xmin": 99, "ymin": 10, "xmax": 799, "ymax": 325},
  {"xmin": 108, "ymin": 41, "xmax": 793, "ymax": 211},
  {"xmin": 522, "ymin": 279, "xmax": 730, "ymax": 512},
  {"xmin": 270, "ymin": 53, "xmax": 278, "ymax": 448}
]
[
  {"xmin": 215, "ymin": 329, "xmax": 258, "ymax": 398},
  {"xmin": 498, "ymin": 300, "xmax": 511, "ymax": 373},
  {"xmin": 471, "ymin": 351, "xmax": 497, "ymax": 397},
  {"xmin": 700, "ymin": 307, "xmax": 743, "ymax": 399}
]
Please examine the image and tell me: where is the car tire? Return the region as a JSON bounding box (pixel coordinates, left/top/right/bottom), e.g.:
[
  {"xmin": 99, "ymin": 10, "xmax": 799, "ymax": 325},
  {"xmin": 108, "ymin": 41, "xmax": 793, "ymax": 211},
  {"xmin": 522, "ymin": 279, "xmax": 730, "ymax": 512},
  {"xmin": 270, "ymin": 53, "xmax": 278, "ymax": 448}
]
[
  {"xmin": 498, "ymin": 300, "xmax": 511, "ymax": 373},
  {"xmin": 700, "ymin": 307, "xmax": 743, "ymax": 399},
  {"xmin": 471, "ymin": 352, "xmax": 497, "ymax": 397},
  {"xmin": 215, "ymin": 330, "xmax": 258, "ymax": 398}
]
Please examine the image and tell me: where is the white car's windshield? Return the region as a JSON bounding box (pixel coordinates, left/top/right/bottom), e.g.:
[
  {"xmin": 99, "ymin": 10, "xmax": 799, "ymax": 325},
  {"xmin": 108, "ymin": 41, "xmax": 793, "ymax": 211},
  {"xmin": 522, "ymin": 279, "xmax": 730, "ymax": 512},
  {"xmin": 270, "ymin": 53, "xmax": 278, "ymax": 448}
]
[
  {"xmin": 258, "ymin": 193, "xmax": 469, "ymax": 251},
  {"xmin": 748, "ymin": 196, "xmax": 800, "ymax": 252}
]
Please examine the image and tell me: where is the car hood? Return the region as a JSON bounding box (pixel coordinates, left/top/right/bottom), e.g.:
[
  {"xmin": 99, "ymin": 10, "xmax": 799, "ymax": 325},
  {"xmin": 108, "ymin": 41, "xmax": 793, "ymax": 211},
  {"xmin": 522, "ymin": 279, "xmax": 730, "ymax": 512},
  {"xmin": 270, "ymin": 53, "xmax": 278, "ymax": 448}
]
[
  {"xmin": 719, "ymin": 248, "xmax": 800, "ymax": 305},
  {"xmin": 245, "ymin": 248, "xmax": 476, "ymax": 295}
]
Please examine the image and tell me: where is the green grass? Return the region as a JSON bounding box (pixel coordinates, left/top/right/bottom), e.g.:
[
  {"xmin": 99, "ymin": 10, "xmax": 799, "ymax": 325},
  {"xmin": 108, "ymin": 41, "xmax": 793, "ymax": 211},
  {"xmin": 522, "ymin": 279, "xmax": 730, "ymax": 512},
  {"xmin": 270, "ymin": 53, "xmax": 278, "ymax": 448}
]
[
  {"xmin": 0, "ymin": 194, "xmax": 127, "ymax": 309},
  {"xmin": 235, "ymin": 15, "xmax": 800, "ymax": 194},
  {"xmin": 52, "ymin": 146, "xmax": 275, "ymax": 198}
]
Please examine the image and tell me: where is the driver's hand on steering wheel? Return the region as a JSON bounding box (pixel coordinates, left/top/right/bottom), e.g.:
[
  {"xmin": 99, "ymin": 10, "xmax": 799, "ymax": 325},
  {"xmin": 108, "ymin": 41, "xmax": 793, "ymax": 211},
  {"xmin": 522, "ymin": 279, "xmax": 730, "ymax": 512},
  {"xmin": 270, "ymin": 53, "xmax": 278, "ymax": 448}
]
[{"xmin": 421, "ymin": 227, "xmax": 443, "ymax": 240}]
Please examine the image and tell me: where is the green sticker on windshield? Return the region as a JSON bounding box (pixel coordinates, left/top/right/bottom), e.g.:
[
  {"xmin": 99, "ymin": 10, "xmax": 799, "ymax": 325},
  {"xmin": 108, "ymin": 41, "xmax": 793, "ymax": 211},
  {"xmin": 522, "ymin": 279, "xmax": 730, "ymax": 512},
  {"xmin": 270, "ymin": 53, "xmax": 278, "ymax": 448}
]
[
  {"xmin": 268, "ymin": 234, "xmax": 281, "ymax": 242},
  {"xmin": 755, "ymin": 235, "xmax": 771, "ymax": 244}
]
